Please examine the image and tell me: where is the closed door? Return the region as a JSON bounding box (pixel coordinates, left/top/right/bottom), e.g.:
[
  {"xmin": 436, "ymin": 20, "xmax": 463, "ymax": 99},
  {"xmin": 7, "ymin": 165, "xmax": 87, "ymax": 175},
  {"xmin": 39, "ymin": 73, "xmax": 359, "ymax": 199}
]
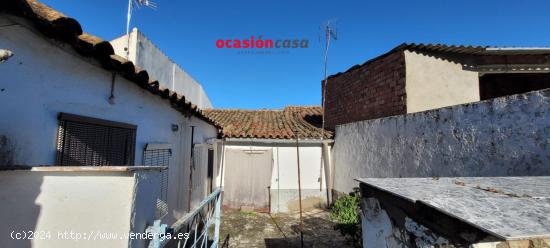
[{"xmin": 223, "ymin": 149, "xmax": 272, "ymax": 211}]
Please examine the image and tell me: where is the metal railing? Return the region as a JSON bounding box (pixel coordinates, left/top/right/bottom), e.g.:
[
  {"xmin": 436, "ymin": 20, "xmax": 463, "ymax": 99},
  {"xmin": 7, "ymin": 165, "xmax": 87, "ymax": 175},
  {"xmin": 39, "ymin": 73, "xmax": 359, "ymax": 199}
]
[{"xmin": 147, "ymin": 188, "xmax": 222, "ymax": 248}]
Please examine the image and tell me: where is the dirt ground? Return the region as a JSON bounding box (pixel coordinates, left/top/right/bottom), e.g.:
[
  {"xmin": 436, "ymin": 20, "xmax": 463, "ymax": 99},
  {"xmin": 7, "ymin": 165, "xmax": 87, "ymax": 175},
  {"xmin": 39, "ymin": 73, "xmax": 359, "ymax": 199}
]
[{"xmin": 218, "ymin": 208, "xmax": 354, "ymax": 248}]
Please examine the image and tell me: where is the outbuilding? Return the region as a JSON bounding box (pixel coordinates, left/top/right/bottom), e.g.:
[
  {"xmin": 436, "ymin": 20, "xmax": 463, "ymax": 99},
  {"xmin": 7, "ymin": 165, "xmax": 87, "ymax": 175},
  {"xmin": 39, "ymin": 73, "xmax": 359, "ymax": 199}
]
[{"xmin": 204, "ymin": 106, "xmax": 333, "ymax": 213}]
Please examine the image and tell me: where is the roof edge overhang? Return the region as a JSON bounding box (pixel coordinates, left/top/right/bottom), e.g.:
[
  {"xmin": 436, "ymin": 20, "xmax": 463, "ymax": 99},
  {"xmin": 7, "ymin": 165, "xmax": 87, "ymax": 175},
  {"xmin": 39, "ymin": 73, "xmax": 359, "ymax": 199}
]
[
  {"xmin": 224, "ymin": 137, "xmax": 334, "ymax": 145},
  {"xmin": 0, "ymin": 0, "xmax": 221, "ymax": 129},
  {"xmin": 327, "ymin": 42, "xmax": 550, "ymax": 80}
]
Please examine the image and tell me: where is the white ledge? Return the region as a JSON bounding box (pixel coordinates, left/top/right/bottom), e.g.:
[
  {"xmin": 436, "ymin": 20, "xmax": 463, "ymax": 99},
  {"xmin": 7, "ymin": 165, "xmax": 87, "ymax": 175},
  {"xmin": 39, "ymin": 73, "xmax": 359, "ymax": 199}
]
[{"xmin": 0, "ymin": 166, "xmax": 168, "ymax": 172}]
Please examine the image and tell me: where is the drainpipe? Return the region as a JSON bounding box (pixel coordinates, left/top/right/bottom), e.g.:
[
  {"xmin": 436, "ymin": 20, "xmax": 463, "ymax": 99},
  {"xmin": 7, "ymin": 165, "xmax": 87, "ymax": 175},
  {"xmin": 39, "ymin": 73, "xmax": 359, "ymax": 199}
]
[
  {"xmin": 219, "ymin": 139, "xmax": 226, "ymax": 189},
  {"xmin": 267, "ymin": 185, "xmax": 271, "ymax": 214},
  {"xmin": 322, "ymin": 141, "xmax": 333, "ymax": 205},
  {"xmin": 188, "ymin": 126, "xmax": 195, "ymax": 212}
]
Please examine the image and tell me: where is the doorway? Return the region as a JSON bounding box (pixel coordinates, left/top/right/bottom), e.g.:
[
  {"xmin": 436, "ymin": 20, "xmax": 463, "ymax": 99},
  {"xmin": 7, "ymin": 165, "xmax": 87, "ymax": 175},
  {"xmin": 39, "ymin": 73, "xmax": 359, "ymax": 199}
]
[{"xmin": 223, "ymin": 149, "xmax": 273, "ymax": 212}]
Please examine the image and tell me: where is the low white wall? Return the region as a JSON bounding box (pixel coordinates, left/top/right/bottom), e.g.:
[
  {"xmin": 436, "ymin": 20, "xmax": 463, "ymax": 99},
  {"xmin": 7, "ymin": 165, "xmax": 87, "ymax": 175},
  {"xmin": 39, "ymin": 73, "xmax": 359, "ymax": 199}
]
[
  {"xmin": 221, "ymin": 142, "xmax": 327, "ymax": 212},
  {"xmin": 111, "ymin": 28, "xmax": 212, "ymax": 109},
  {"xmin": 0, "ymin": 169, "xmax": 161, "ymax": 248},
  {"xmin": 333, "ymin": 89, "xmax": 550, "ymax": 193}
]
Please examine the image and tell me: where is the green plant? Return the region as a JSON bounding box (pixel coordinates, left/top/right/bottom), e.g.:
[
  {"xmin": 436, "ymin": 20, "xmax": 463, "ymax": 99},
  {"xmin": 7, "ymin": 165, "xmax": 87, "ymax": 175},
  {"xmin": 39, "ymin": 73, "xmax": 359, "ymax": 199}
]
[
  {"xmin": 239, "ymin": 210, "xmax": 256, "ymax": 217},
  {"xmin": 330, "ymin": 192, "xmax": 362, "ymax": 247}
]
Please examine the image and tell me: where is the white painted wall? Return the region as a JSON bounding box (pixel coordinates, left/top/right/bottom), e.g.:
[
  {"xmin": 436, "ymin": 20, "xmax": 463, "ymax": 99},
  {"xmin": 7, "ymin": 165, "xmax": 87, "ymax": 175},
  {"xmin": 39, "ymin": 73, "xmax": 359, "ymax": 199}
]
[
  {"xmin": 130, "ymin": 169, "xmax": 163, "ymax": 248},
  {"xmin": 0, "ymin": 169, "xmax": 161, "ymax": 248},
  {"xmin": 219, "ymin": 141, "xmax": 327, "ymax": 212},
  {"xmin": 0, "ymin": 16, "xmax": 218, "ymax": 226},
  {"xmin": 111, "ymin": 28, "xmax": 212, "ymax": 109},
  {"xmin": 405, "ymin": 50, "xmax": 480, "ymax": 113},
  {"xmin": 221, "ymin": 143, "xmax": 325, "ymax": 190},
  {"xmin": 333, "ymin": 89, "xmax": 550, "ymax": 193}
]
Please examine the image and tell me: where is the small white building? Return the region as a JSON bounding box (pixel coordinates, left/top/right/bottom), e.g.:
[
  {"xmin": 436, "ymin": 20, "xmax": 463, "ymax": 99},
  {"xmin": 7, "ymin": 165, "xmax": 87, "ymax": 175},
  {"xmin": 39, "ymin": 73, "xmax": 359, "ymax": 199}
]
[
  {"xmin": 111, "ymin": 28, "xmax": 213, "ymax": 109},
  {"xmin": 0, "ymin": 0, "xmax": 220, "ymax": 247},
  {"xmin": 204, "ymin": 106, "xmax": 333, "ymax": 213}
]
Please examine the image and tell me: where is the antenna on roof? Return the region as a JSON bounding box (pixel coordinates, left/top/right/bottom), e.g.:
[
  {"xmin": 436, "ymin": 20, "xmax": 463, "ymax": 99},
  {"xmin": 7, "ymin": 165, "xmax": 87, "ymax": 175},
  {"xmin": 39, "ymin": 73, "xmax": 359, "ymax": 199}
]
[
  {"xmin": 125, "ymin": 0, "xmax": 157, "ymax": 58},
  {"xmin": 321, "ymin": 20, "xmax": 337, "ymax": 132},
  {"xmin": 320, "ymin": 20, "xmax": 337, "ymax": 207}
]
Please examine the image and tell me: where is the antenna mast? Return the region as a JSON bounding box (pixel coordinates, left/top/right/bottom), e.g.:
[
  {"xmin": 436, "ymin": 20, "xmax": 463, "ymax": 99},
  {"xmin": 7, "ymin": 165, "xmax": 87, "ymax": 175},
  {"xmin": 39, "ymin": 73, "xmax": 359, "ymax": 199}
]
[
  {"xmin": 320, "ymin": 20, "xmax": 337, "ymax": 207},
  {"xmin": 322, "ymin": 21, "xmax": 337, "ymax": 134},
  {"xmin": 125, "ymin": 0, "xmax": 157, "ymax": 58}
]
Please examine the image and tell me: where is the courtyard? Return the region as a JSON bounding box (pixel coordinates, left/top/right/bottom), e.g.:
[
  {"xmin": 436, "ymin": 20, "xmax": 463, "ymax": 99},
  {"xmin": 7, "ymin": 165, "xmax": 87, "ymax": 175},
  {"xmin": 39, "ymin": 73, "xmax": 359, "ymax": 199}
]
[{"xmin": 219, "ymin": 208, "xmax": 354, "ymax": 248}]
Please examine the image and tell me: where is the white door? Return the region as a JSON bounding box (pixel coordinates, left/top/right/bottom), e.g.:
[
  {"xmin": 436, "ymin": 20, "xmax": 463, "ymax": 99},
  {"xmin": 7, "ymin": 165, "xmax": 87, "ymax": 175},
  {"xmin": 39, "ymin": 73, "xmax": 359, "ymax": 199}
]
[{"xmin": 223, "ymin": 149, "xmax": 273, "ymax": 212}]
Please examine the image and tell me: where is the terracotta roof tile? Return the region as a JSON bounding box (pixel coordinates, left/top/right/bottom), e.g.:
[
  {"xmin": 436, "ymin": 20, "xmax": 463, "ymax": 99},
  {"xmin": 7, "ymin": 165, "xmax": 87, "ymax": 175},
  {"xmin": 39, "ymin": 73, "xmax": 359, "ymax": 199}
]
[{"xmin": 203, "ymin": 106, "xmax": 333, "ymax": 139}]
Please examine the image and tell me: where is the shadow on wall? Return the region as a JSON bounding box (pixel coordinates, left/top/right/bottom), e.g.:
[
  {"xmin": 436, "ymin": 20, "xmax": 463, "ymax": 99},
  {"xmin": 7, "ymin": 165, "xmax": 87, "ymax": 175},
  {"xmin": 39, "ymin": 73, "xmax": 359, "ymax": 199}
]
[
  {"xmin": 0, "ymin": 170, "xmax": 42, "ymax": 248},
  {"xmin": 0, "ymin": 135, "xmax": 15, "ymax": 166}
]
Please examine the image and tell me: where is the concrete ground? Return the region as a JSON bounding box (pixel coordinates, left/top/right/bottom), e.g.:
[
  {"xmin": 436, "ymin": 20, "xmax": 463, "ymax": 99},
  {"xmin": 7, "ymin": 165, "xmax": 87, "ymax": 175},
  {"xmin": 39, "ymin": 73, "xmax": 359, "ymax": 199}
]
[{"xmin": 219, "ymin": 208, "xmax": 354, "ymax": 248}]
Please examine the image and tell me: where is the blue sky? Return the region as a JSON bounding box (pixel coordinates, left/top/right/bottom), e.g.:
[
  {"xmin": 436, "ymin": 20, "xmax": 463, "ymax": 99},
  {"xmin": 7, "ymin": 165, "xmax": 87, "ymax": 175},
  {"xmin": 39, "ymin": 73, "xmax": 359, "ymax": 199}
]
[{"xmin": 41, "ymin": 0, "xmax": 550, "ymax": 109}]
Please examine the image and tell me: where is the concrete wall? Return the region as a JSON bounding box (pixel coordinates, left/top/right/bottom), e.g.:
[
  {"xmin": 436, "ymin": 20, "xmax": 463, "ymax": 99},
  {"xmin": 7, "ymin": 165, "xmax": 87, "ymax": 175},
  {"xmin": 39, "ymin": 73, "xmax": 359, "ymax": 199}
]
[
  {"xmin": 130, "ymin": 169, "xmax": 163, "ymax": 248},
  {"xmin": 111, "ymin": 28, "xmax": 212, "ymax": 109},
  {"xmin": 360, "ymin": 196, "xmax": 509, "ymax": 248},
  {"xmin": 333, "ymin": 89, "xmax": 550, "ymax": 193},
  {"xmin": 221, "ymin": 141, "xmax": 328, "ymax": 213},
  {"xmin": 360, "ymin": 192, "xmax": 549, "ymax": 248},
  {"xmin": 0, "ymin": 168, "xmax": 161, "ymax": 248},
  {"xmin": 361, "ymin": 197, "xmax": 450, "ymax": 248},
  {"xmin": 404, "ymin": 50, "xmax": 480, "ymax": 113},
  {"xmin": 0, "ymin": 16, "xmax": 218, "ymax": 226}
]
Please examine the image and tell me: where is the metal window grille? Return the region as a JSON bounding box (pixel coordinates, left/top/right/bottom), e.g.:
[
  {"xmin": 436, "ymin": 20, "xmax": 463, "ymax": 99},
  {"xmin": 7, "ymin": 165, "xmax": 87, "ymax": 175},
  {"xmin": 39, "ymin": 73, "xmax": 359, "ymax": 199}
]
[
  {"xmin": 143, "ymin": 144, "xmax": 171, "ymax": 219},
  {"xmin": 56, "ymin": 113, "xmax": 136, "ymax": 166}
]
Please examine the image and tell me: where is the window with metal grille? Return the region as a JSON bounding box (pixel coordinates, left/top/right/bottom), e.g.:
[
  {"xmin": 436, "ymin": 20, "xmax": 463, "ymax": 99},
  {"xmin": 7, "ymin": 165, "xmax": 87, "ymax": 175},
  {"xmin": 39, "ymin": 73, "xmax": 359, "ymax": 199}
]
[
  {"xmin": 56, "ymin": 113, "xmax": 137, "ymax": 166},
  {"xmin": 143, "ymin": 143, "xmax": 171, "ymax": 219}
]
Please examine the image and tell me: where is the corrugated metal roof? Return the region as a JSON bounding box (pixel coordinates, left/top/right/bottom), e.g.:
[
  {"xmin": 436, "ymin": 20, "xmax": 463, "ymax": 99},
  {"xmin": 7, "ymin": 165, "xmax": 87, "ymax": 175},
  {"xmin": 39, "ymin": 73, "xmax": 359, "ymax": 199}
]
[
  {"xmin": 328, "ymin": 43, "xmax": 550, "ymax": 79},
  {"xmin": 402, "ymin": 43, "xmax": 550, "ymax": 55}
]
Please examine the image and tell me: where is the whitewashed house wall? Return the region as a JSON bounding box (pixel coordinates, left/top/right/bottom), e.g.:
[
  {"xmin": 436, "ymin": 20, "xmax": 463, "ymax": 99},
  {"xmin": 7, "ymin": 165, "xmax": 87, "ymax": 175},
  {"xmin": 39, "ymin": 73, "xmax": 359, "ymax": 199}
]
[
  {"xmin": 219, "ymin": 141, "xmax": 328, "ymax": 213},
  {"xmin": 0, "ymin": 15, "xmax": 218, "ymax": 226},
  {"xmin": 111, "ymin": 28, "xmax": 212, "ymax": 109}
]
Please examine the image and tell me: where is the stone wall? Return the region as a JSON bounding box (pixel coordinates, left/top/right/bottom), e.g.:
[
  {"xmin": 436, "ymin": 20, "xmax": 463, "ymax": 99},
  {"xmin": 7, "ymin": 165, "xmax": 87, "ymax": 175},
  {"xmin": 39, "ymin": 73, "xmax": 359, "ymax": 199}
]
[{"xmin": 333, "ymin": 89, "xmax": 550, "ymax": 193}]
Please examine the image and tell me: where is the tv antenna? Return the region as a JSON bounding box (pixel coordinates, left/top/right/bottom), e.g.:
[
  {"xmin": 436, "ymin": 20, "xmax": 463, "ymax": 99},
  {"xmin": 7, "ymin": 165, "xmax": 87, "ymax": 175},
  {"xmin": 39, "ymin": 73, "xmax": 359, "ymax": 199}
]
[
  {"xmin": 321, "ymin": 20, "xmax": 337, "ymax": 128},
  {"xmin": 125, "ymin": 0, "xmax": 157, "ymax": 58},
  {"xmin": 320, "ymin": 20, "xmax": 337, "ymax": 207}
]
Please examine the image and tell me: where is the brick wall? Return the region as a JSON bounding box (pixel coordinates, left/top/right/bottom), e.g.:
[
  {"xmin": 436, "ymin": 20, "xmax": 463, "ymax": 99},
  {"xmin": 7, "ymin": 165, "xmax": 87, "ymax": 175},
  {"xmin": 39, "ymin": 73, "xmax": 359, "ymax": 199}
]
[{"xmin": 323, "ymin": 49, "xmax": 407, "ymax": 130}]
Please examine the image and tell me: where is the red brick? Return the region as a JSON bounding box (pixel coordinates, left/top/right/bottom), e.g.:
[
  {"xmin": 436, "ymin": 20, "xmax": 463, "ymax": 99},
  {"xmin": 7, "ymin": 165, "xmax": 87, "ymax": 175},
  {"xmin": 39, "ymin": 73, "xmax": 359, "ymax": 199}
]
[{"xmin": 323, "ymin": 49, "xmax": 407, "ymax": 129}]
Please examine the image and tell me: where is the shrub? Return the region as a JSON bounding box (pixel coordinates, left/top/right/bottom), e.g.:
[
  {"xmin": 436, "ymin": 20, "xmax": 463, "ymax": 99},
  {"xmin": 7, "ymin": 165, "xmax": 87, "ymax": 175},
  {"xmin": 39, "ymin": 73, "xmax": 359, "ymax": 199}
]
[{"xmin": 330, "ymin": 192, "xmax": 362, "ymax": 247}]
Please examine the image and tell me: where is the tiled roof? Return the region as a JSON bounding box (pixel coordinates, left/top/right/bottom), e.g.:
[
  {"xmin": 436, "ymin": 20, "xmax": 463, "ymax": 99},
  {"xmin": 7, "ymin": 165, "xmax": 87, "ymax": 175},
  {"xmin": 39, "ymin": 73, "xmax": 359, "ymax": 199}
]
[
  {"xmin": 2, "ymin": 0, "xmax": 220, "ymax": 128},
  {"xmin": 328, "ymin": 42, "xmax": 550, "ymax": 79},
  {"xmin": 203, "ymin": 106, "xmax": 333, "ymax": 139}
]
